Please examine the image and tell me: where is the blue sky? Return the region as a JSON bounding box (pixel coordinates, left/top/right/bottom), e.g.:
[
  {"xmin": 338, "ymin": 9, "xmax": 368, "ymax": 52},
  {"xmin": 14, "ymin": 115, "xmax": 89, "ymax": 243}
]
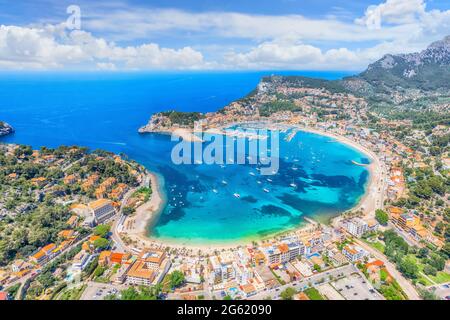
[{"xmin": 0, "ymin": 0, "xmax": 449, "ymax": 70}]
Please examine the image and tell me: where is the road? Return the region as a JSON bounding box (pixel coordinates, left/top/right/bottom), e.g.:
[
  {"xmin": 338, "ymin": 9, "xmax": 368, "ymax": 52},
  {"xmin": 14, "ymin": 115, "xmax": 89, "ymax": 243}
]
[
  {"xmin": 354, "ymin": 239, "xmax": 421, "ymax": 300},
  {"xmin": 111, "ymin": 175, "xmax": 150, "ymax": 254},
  {"xmin": 248, "ymin": 264, "xmax": 357, "ymax": 300}
]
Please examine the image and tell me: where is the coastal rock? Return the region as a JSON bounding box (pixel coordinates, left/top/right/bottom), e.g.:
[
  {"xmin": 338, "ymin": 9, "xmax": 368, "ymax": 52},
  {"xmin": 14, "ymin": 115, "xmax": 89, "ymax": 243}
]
[
  {"xmin": 0, "ymin": 121, "xmax": 14, "ymax": 137},
  {"xmin": 138, "ymin": 113, "xmax": 173, "ymax": 133},
  {"xmin": 138, "ymin": 111, "xmax": 205, "ymax": 133}
]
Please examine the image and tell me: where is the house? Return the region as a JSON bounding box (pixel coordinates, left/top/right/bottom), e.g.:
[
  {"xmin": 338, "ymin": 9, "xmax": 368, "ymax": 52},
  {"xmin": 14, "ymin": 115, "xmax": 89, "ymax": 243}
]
[
  {"xmin": 240, "ymin": 283, "xmax": 257, "ymax": 298},
  {"xmin": 110, "ymin": 252, "xmax": 131, "ymax": 265},
  {"xmin": 344, "ymin": 218, "xmax": 368, "ymax": 238},
  {"xmin": 0, "ymin": 292, "xmax": 8, "ymax": 301},
  {"xmin": 63, "ymin": 174, "xmax": 77, "ymax": 185},
  {"xmin": 72, "ymin": 250, "xmax": 93, "ymax": 272},
  {"xmin": 66, "ymin": 215, "xmax": 79, "ymax": 227},
  {"xmin": 99, "ymin": 251, "xmax": 112, "ymax": 266},
  {"xmin": 58, "ymin": 229, "xmax": 76, "ymax": 240},
  {"xmin": 342, "ymin": 245, "xmax": 367, "ymax": 262},
  {"xmin": 139, "ymin": 250, "xmax": 166, "ymax": 269},
  {"xmin": 11, "ymin": 259, "xmax": 32, "ymax": 273},
  {"xmin": 88, "ymin": 199, "xmax": 116, "ymax": 224},
  {"xmin": 30, "ymin": 243, "xmax": 57, "ymax": 265},
  {"xmin": 31, "ymin": 177, "xmax": 47, "ymax": 187},
  {"xmin": 209, "ymin": 255, "xmax": 236, "ymax": 284},
  {"xmin": 126, "ymin": 260, "xmax": 156, "ymax": 286}
]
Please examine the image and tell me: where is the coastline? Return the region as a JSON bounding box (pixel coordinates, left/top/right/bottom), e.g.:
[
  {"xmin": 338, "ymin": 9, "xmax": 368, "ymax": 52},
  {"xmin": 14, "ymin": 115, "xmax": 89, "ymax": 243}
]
[{"xmin": 118, "ymin": 123, "xmax": 384, "ymax": 254}]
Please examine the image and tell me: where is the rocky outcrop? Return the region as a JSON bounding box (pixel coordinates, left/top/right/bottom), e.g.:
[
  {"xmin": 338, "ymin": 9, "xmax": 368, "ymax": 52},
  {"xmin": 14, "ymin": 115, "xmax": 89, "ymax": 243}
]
[
  {"xmin": 0, "ymin": 121, "xmax": 14, "ymax": 137},
  {"xmin": 138, "ymin": 113, "xmax": 173, "ymax": 133}
]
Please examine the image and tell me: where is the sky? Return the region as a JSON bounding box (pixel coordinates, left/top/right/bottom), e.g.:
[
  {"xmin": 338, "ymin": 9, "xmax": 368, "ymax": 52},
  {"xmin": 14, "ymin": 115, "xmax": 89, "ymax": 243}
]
[{"xmin": 0, "ymin": 0, "xmax": 449, "ymax": 71}]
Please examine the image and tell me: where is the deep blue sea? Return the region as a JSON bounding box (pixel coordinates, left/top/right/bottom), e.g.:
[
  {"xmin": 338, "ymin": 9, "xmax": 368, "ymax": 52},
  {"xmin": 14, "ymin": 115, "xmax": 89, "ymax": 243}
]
[{"xmin": 0, "ymin": 71, "xmax": 369, "ymax": 243}]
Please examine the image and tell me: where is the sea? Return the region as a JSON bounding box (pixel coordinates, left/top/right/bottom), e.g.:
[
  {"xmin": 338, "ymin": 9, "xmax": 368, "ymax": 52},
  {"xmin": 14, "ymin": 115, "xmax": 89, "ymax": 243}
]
[{"xmin": 0, "ymin": 71, "xmax": 369, "ymax": 244}]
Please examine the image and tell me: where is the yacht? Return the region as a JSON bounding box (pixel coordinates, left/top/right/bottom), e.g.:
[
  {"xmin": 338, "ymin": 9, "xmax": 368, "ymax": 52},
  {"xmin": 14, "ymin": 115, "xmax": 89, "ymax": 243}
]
[
  {"xmin": 212, "ymin": 189, "xmax": 218, "ymax": 194},
  {"xmin": 267, "ymin": 178, "xmax": 273, "ymax": 182},
  {"xmin": 290, "ymin": 183, "xmax": 297, "ymax": 188},
  {"xmin": 221, "ymin": 180, "xmax": 228, "ymax": 185},
  {"xmin": 233, "ymin": 193, "xmax": 241, "ymax": 198},
  {"xmin": 263, "ymin": 188, "xmax": 270, "ymax": 193},
  {"xmin": 249, "ymin": 172, "xmax": 256, "ymax": 176}
]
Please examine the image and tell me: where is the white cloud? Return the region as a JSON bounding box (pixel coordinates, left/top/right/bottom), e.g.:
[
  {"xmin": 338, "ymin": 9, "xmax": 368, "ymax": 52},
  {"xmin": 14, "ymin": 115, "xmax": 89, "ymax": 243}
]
[
  {"xmin": 0, "ymin": 25, "xmax": 206, "ymax": 70},
  {"xmin": 223, "ymin": 38, "xmax": 429, "ymax": 71},
  {"xmin": 0, "ymin": 0, "xmax": 449, "ymax": 71},
  {"xmin": 355, "ymin": 0, "xmax": 426, "ymax": 29}
]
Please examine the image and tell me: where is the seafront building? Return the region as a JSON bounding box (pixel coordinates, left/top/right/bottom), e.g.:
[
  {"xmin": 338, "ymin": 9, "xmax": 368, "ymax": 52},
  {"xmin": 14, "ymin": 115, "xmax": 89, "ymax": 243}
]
[{"xmin": 88, "ymin": 199, "xmax": 116, "ymax": 224}]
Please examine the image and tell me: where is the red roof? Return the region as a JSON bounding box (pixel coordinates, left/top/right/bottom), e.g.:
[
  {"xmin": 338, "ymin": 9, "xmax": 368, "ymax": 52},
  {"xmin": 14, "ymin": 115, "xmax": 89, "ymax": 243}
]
[
  {"xmin": 0, "ymin": 292, "xmax": 8, "ymax": 300},
  {"xmin": 366, "ymin": 260, "xmax": 384, "ymax": 268},
  {"xmin": 110, "ymin": 253, "xmax": 125, "ymax": 264}
]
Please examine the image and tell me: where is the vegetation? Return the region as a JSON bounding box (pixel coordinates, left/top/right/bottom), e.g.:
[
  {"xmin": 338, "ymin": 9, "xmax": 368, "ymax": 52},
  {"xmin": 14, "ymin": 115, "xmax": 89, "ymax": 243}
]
[
  {"xmin": 375, "ymin": 209, "xmax": 389, "ymax": 226},
  {"xmin": 168, "ymin": 270, "xmax": 185, "ymax": 289},
  {"xmin": 259, "ymin": 100, "xmax": 301, "ymax": 117},
  {"xmin": 160, "ymin": 111, "xmax": 205, "ymax": 126},
  {"xmin": 93, "ymin": 224, "xmax": 111, "ymax": 238},
  {"xmin": 303, "ymin": 287, "xmax": 324, "ymax": 300},
  {"xmin": 106, "ymin": 285, "xmax": 161, "ymax": 300},
  {"xmin": 280, "ymin": 287, "xmax": 297, "ymax": 300}
]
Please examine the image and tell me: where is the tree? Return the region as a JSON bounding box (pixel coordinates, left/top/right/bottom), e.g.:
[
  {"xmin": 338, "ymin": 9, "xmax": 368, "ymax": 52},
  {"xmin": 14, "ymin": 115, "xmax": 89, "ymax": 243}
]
[
  {"xmin": 398, "ymin": 258, "xmax": 418, "ymax": 279},
  {"xmin": 375, "ymin": 209, "xmax": 389, "ymax": 226},
  {"xmin": 423, "ymin": 265, "xmax": 437, "ymax": 276},
  {"xmin": 122, "ymin": 206, "xmax": 135, "ymax": 216},
  {"xmin": 417, "ymin": 248, "xmax": 429, "ymax": 259},
  {"xmin": 93, "ymin": 238, "xmax": 109, "ymax": 249},
  {"xmin": 168, "ymin": 270, "xmax": 185, "ymax": 289},
  {"xmin": 94, "ymin": 224, "xmax": 111, "ymax": 238},
  {"xmin": 280, "ymin": 287, "xmax": 296, "ymax": 300},
  {"xmin": 418, "ymin": 288, "xmax": 439, "ymax": 300}
]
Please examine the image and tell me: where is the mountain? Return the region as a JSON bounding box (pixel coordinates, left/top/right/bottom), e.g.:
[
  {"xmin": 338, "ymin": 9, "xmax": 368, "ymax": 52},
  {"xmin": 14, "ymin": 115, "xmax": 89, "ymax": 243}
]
[{"xmin": 354, "ymin": 36, "xmax": 450, "ymax": 92}]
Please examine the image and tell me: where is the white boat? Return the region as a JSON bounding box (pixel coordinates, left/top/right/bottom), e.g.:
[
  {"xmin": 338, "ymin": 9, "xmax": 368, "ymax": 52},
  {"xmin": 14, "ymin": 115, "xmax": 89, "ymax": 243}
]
[
  {"xmin": 212, "ymin": 189, "xmax": 218, "ymax": 194},
  {"xmin": 249, "ymin": 172, "xmax": 256, "ymax": 176},
  {"xmin": 221, "ymin": 180, "xmax": 228, "ymax": 185},
  {"xmin": 263, "ymin": 188, "xmax": 270, "ymax": 193},
  {"xmin": 290, "ymin": 183, "xmax": 297, "ymax": 188},
  {"xmin": 256, "ymin": 181, "xmax": 262, "ymax": 184},
  {"xmin": 292, "ymin": 167, "xmax": 298, "ymax": 171},
  {"xmin": 233, "ymin": 193, "xmax": 241, "ymax": 198},
  {"xmin": 267, "ymin": 178, "xmax": 273, "ymax": 182}
]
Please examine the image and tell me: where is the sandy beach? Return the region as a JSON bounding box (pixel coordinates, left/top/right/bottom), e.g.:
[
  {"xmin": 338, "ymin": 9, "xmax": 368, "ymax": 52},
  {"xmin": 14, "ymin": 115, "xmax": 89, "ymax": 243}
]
[{"xmin": 119, "ymin": 123, "xmax": 385, "ymax": 254}]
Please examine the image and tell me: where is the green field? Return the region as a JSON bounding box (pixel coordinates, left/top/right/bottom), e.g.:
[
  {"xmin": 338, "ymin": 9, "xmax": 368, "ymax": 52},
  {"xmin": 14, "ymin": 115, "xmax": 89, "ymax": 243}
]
[{"xmin": 303, "ymin": 287, "xmax": 325, "ymax": 300}]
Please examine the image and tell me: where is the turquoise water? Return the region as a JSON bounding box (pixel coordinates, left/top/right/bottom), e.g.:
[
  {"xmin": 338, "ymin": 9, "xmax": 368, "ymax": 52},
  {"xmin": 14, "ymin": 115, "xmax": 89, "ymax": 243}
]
[{"xmin": 0, "ymin": 71, "xmax": 368, "ymax": 243}]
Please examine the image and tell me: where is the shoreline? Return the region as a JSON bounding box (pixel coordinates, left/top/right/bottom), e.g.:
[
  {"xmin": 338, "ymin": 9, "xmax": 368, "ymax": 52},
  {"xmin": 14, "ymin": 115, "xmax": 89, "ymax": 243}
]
[{"xmin": 120, "ymin": 123, "xmax": 384, "ymax": 253}]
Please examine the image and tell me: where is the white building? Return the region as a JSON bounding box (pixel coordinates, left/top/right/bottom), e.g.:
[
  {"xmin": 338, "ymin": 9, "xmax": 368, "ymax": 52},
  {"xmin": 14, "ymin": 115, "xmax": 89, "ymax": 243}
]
[
  {"xmin": 72, "ymin": 250, "xmax": 93, "ymax": 272},
  {"xmin": 344, "ymin": 218, "xmax": 369, "ymax": 238},
  {"xmin": 88, "ymin": 199, "xmax": 116, "ymax": 224}
]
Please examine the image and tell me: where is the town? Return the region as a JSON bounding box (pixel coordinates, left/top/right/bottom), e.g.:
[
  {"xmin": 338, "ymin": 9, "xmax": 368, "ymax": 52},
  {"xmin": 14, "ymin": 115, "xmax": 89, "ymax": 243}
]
[{"xmin": 1, "ymin": 68, "xmax": 448, "ymax": 301}]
